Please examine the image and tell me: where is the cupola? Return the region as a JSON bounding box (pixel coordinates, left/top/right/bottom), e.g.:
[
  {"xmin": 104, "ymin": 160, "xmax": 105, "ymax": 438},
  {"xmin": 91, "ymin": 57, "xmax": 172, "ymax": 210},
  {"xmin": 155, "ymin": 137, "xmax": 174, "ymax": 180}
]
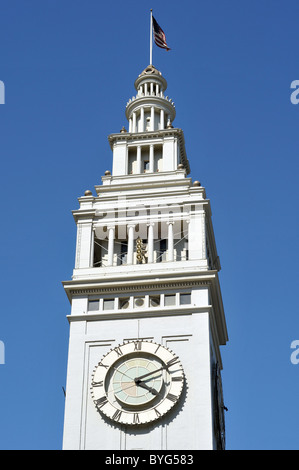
[{"xmin": 125, "ymin": 65, "xmax": 176, "ymax": 132}]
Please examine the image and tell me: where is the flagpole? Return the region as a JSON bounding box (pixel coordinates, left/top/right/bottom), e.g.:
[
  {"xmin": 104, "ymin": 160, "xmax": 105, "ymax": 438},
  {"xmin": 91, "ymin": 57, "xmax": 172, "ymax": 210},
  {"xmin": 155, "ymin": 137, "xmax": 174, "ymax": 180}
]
[{"xmin": 150, "ymin": 9, "xmax": 153, "ymax": 65}]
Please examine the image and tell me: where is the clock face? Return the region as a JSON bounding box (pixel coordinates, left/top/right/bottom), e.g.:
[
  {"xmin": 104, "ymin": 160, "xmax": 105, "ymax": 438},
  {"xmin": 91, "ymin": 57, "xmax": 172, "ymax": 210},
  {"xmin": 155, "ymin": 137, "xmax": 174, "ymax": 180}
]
[{"xmin": 91, "ymin": 340, "xmax": 184, "ymax": 426}]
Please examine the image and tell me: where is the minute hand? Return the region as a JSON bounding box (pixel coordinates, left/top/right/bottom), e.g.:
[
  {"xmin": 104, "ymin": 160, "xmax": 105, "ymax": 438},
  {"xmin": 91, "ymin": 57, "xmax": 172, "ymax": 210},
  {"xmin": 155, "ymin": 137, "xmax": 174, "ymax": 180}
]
[{"xmin": 134, "ymin": 366, "xmax": 167, "ymax": 382}]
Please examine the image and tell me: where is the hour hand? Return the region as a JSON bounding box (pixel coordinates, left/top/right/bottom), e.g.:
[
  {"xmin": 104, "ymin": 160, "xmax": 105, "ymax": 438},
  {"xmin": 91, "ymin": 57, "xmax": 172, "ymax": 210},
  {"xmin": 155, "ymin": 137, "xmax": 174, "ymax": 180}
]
[{"xmin": 135, "ymin": 380, "xmax": 159, "ymax": 396}]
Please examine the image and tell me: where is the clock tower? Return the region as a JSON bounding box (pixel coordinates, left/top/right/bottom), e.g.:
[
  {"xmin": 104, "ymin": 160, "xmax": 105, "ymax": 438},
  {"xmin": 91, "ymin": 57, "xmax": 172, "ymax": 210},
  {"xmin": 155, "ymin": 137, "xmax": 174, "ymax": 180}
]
[{"xmin": 62, "ymin": 64, "xmax": 228, "ymax": 450}]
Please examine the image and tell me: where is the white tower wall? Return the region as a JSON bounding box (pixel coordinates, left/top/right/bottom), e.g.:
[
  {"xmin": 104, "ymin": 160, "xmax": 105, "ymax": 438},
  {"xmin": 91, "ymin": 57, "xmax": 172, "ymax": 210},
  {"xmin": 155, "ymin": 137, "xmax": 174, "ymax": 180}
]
[{"xmin": 62, "ymin": 64, "xmax": 228, "ymax": 451}]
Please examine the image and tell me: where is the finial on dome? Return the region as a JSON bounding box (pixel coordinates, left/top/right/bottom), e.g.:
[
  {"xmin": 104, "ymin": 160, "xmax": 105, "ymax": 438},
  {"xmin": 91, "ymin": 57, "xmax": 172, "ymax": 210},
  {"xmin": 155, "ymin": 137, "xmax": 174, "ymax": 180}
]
[{"xmin": 140, "ymin": 64, "xmax": 161, "ymax": 77}]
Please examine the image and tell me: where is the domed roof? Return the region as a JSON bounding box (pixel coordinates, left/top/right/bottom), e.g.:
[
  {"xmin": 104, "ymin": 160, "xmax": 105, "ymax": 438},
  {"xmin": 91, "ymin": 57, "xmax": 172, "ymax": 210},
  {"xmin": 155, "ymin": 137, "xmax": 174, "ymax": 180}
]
[
  {"xmin": 134, "ymin": 64, "xmax": 167, "ymax": 91},
  {"xmin": 140, "ymin": 64, "xmax": 162, "ymax": 77}
]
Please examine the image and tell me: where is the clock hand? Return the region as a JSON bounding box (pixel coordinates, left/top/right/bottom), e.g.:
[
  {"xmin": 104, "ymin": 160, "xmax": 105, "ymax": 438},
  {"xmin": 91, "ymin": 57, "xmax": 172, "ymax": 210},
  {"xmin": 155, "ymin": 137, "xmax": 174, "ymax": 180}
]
[
  {"xmin": 135, "ymin": 380, "xmax": 159, "ymax": 396},
  {"xmin": 134, "ymin": 366, "xmax": 166, "ymax": 382}
]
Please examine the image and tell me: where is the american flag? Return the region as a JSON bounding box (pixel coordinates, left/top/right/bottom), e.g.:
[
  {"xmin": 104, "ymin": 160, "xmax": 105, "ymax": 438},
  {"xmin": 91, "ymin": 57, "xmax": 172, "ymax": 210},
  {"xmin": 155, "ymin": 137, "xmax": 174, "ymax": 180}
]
[{"xmin": 152, "ymin": 16, "xmax": 170, "ymax": 51}]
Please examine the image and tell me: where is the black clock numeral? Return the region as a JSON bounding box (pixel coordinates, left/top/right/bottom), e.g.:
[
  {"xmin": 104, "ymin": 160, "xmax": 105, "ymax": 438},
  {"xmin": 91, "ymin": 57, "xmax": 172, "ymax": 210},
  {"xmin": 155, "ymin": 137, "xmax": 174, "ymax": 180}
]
[
  {"xmin": 114, "ymin": 346, "xmax": 123, "ymax": 357},
  {"xmin": 95, "ymin": 396, "xmax": 108, "ymax": 408},
  {"xmin": 166, "ymin": 393, "xmax": 178, "ymax": 403},
  {"xmin": 134, "ymin": 340, "xmax": 142, "ymax": 351},
  {"xmin": 154, "ymin": 344, "xmax": 161, "ymax": 354},
  {"xmin": 154, "ymin": 407, "xmax": 161, "ymax": 418},
  {"xmin": 98, "ymin": 361, "xmax": 109, "ymax": 369},
  {"xmin": 92, "ymin": 380, "xmax": 104, "ymax": 387},
  {"xmin": 167, "ymin": 357, "xmax": 180, "ymax": 367},
  {"xmin": 172, "ymin": 376, "xmax": 184, "ymax": 382},
  {"xmin": 133, "ymin": 413, "xmax": 140, "ymax": 424},
  {"xmin": 112, "ymin": 409, "xmax": 122, "ymax": 422}
]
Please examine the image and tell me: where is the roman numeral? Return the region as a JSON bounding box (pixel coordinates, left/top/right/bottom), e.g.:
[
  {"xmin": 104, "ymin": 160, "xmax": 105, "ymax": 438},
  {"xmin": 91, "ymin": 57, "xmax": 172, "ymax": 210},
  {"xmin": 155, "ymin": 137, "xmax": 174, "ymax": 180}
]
[
  {"xmin": 166, "ymin": 357, "xmax": 180, "ymax": 367},
  {"xmin": 98, "ymin": 361, "xmax": 109, "ymax": 369},
  {"xmin": 92, "ymin": 380, "xmax": 104, "ymax": 387},
  {"xmin": 172, "ymin": 376, "xmax": 184, "ymax": 382},
  {"xmin": 134, "ymin": 340, "xmax": 142, "ymax": 351},
  {"xmin": 95, "ymin": 396, "xmax": 108, "ymax": 408},
  {"xmin": 133, "ymin": 413, "xmax": 140, "ymax": 424},
  {"xmin": 112, "ymin": 409, "xmax": 122, "ymax": 422},
  {"xmin": 154, "ymin": 408, "xmax": 161, "ymax": 418},
  {"xmin": 166, "ymin": 393, "xmax": 178, "ymax": 403},
  {"xmin": 114, "ymin": 346, "xmax": 123, "ymax": 357}
]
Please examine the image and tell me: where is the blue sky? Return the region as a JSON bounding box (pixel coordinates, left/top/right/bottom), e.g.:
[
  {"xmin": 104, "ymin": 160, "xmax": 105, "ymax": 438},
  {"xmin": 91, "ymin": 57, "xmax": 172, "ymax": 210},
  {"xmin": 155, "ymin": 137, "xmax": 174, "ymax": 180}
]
[{"xmin": 0, "ymin": 0, "xmax": 299, "ymax": 450}]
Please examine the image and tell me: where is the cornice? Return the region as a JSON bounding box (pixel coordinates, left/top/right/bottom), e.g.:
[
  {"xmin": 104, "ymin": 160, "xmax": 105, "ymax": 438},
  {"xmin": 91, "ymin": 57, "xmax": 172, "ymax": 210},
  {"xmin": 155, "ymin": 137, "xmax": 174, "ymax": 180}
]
[
  {"xmin": 63, "ymin": 279, "xmax": 212, "ymax": 299},
  {"xmin": 108, "ymin": 127, "xmax": 182, "ymax": 147},
  {"xmin": 96, "ymin": 174, "xmax": 193, "ymax": 196},
  {"xmin": 62, "ymin": 270, "xmax": 219, "ymax": 301},
  {"xmin": 72, "ymin": 208, "xmax": 96, "ymax": 223}
]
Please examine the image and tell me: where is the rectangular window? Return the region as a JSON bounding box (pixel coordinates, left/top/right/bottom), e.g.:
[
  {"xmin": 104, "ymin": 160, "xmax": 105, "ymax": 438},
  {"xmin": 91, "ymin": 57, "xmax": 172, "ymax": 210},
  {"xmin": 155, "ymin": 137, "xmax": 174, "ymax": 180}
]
[
  {"xmin": 157, "ymin": 239, "xmax": 167, "ymax": 263},
  {"xmin": 88, "ymin": 300, "xmax": 99, "ymax": 311},
  {"xmin": 149, "ymin": 296, "xmax": 160, "ymax": 307},
  {"xmin": 120, "ymin": 241, "xmax": 128, "ymax": 265},
  {"xmin": 128, "ymin": 147, "xmax": 137, "ymax": 174},
  {"xmin": 180, "ymin": 293, "xmax": 191, "ymax": 305},
  {"xmin": 164, "ymin": 294, "xmax": 176, "ymax": 306},
  {"xmin": 184, "ymin": 239, "xmax": 189, "ymax": 261},
  {"xmin": 144, "ymin": 161, "xmax": 149, "ymax": 172},
  {"xmin": 103, "ymin": 299, "xmax": 115, "ymax": 310},
  {"xmin": 93, "ymin": 239, "xmax": 102, "ymax": 267}
]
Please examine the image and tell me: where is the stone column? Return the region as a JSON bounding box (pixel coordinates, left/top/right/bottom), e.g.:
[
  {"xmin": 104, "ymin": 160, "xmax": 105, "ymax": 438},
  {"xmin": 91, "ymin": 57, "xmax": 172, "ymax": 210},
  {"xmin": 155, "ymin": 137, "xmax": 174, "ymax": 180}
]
[
  {"xmin": 147, "ymin": 223, "xmax": 155, "ymax": 263},
  {"xmin": 132, "ymin": 112, "xmax": 136, "ymax": 133},
  {"xmin": 107, "ymin": 226, "xmax": 115, "ymax": 266},
  {"xmin": 127, "ymin": 224, "xmax": 135, "ymax": 265},
  {"xmin": 149, "ymin": 144, "xmax": 154, "ymax": 173},
  {"xmin": 167, "ymin": 221, "xmax": 174, "ymax": 262},
  {"xmin": 136, "ymin": 145, "xmax": 141, "ymax": 173},
  {"xmin": 151, "ymin": 106, "xmax": 155, "ymax": 131},
  {"xmin": 160, "ymin": 109, "xmax": 165, "ymax": 130},
  {"xmin": 140, "ymin": 107, "xmax": 144, "ymax": 132}
]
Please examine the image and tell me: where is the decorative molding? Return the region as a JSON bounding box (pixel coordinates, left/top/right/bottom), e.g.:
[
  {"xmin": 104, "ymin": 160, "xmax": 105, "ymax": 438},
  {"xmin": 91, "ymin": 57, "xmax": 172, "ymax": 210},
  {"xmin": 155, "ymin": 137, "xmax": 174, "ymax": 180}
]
[
  {"xmin": 67, "ymin": 280, "xmax": 211, "ymax": 297},
  {"xmin": 75, "ymin": 225, "xmax": 82, "ymax": 269}
]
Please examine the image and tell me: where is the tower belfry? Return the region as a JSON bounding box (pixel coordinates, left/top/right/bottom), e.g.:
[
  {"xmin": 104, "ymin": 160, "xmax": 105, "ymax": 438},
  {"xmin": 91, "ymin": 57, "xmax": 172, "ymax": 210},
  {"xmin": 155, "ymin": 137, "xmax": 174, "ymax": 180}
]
[
  {"xmin": 62, "ymin": 63, "xmax": 228, "ymax": 450},
  {"xmin": 111, "ymin": 64, "xmax": 189, "ymax": 177}
]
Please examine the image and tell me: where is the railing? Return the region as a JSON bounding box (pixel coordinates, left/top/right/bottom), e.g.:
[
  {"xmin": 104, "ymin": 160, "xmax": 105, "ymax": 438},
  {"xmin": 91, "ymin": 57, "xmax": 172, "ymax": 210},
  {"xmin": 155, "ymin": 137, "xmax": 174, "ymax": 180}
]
[{"xmin": 126, "ymin": 93, "xmax": 175, "ymax": 108}]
